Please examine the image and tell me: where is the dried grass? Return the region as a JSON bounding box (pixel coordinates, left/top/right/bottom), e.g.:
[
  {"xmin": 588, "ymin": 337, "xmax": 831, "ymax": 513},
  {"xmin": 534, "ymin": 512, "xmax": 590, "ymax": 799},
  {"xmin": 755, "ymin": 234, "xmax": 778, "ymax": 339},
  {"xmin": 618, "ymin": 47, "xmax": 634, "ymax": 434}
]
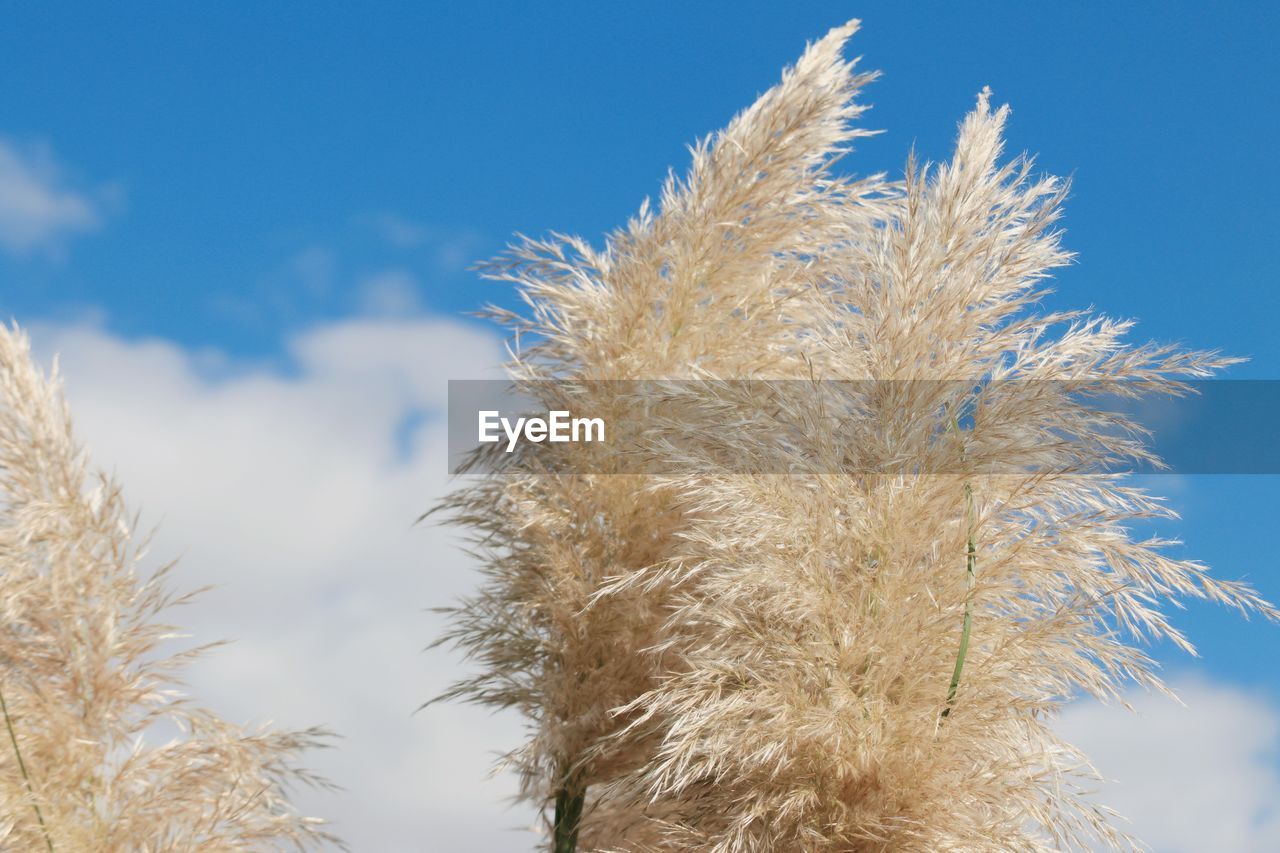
[
  {"xmin": 437, "ymin": 20, "xmax": 1275, "ymax": 851},
  {"xmin": 0, "ymin": 324, "xmax": 338, "ymax": 851}
]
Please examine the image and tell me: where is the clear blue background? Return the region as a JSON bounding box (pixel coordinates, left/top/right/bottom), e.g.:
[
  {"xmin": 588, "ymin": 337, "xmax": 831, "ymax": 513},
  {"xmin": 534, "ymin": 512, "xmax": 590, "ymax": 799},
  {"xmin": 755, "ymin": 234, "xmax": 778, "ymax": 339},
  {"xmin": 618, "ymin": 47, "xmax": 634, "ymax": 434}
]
[{"xmin": 4, "ymin": 2, "xmax": 1277, "ymax": 690}]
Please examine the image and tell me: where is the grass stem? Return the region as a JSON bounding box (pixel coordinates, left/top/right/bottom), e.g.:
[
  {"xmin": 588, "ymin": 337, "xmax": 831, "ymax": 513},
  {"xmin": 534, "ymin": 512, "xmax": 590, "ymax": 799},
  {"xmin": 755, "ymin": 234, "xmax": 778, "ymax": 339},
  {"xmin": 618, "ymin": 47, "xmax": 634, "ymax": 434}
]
[
  {"xmin": 1, "ymin": 684, "xmax": 54, "ymax": 851},
  {"xmin": 941, "ymin": 483, "xmax": 976, "ymax": 720},
  {"xmin": 553, "ymin": 770, "xmax": 584, "ymax": 853}
]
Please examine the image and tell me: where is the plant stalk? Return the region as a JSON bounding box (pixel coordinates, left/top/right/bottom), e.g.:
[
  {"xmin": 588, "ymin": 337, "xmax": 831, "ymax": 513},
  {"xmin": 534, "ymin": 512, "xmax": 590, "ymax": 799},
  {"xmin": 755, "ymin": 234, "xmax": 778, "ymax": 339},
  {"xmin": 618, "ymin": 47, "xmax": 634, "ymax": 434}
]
[
  {"xmin": 1, "ymin": 684, "xmax": 54, "ymax": 851},
  {"xmin": 942, "ymin": 483, "xmax": 976, "ymax": 719},
  {"xmin": 553, "ymin": 770, "xmax": 584, "ymax": 853}
]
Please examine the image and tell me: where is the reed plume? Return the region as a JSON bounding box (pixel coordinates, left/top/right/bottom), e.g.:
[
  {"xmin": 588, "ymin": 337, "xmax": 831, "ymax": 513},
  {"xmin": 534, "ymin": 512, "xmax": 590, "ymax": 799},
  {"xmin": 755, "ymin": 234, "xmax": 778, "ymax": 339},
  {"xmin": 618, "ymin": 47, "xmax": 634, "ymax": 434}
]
[
  {"xmin": 436, "ymin": 20, "xmax": 889, "ymax": 849},
  {"xmin": 600, "ymin": 89, "xmax": 1277, "ymax": 851},
  {"xmin": 0, "ymin": 323, "xmax": 337, "ymax": 851},
  {"xmin": 438, "ymin": 20, "xmax": 1274, "ymax": 851}
]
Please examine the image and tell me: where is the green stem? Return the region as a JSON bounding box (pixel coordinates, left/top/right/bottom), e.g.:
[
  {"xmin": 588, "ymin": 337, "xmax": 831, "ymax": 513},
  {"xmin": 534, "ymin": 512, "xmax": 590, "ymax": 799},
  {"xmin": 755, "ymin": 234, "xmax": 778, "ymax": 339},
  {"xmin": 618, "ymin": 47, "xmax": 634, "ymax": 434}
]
[
  {"xmin": 553, "ymin": 770, "xmax": 584, "ymax": 853},
  {"xmin": 941, "ymin": 483, "xmax": 976, "ymax": 720},
  {"xmin": 1, "ymin": 684, "xmax": 54, "ymax": 851}
]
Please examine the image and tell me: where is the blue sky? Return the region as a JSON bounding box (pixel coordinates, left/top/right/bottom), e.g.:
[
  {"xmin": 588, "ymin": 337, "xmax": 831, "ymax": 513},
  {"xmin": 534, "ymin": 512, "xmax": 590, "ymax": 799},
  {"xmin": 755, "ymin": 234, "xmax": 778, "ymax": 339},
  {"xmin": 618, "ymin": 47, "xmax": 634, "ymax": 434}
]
[
  {"xmin": 3, "ymin": 4, "xmax": 1279, "ymax": 848},
  {"xmin": 7, "ymin": 3, "xmax": 1280, "ymax": 359}
]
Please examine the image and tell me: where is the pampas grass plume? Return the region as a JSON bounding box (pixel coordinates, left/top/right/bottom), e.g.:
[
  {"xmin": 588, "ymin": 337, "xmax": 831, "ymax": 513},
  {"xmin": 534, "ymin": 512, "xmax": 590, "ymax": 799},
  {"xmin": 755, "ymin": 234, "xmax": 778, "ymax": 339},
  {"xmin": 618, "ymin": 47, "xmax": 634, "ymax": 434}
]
[
  {"xmin": 0, "ymin": 323, "xmax": 338, "ymax": 851},
  {"xmin": 438, "ymin": 20, "xmax": 1276, "ymax": 852}
]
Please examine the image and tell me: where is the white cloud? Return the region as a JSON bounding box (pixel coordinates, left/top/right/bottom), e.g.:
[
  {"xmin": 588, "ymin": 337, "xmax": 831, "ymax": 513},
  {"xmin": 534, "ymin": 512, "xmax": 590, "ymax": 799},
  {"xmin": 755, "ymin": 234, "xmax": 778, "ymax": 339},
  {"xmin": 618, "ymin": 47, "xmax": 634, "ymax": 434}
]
[
  {"xmin": 31, "ymin": 316, "xmax": 535, "ymax": 852},
  {"xmin": 1058, "ymin": 675, "xmax": 1280, "ymax": 852},
  {"xmin": 0, "ymin": 138, "xmax": 110, "ymax": 256}
]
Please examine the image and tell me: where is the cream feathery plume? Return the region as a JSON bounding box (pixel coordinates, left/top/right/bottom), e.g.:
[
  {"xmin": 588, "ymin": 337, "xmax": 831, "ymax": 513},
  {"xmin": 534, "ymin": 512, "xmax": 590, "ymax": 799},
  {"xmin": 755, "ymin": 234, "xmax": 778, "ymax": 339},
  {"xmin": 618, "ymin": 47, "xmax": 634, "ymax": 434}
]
[
  {"xmin": 437, "ymin": 22, "xmax": 1273, "ymax": 853},
  {"xmin": 0, "ymin": 324, "xmax": 338, "ymax": 851},
  {"xmin": 434, "ymin": 21, "xmax": 892, "ymax": 851},
  {"xmin": 606, "ymin": 91, "xmax": 1274, "ymax": 851}
]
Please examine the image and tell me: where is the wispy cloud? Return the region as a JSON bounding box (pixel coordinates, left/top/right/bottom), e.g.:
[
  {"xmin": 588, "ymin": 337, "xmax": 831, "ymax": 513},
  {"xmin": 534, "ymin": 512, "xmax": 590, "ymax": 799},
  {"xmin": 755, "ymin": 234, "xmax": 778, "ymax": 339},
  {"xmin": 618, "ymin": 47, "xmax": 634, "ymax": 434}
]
[
  {"xmin": 357, "ymin": 269, "xmax": 424, "ymax": 316},
  {"xmin": 212, "ymin": 218, "xmax": 482, "ymax": 330},
  {"xmin": 367, "ymin": 212, "xmax": 433, "ymax": 249},
  {"xmin": 0, "ymin": 137, "xmax": 115, "ymax": 257},
  {"xmin": 288, "ymin": 245, "xmax": 339, "ymax": 297},
  {"xmin": 362, "ymin": 212, "xmax": 484, "ymax": 273}
]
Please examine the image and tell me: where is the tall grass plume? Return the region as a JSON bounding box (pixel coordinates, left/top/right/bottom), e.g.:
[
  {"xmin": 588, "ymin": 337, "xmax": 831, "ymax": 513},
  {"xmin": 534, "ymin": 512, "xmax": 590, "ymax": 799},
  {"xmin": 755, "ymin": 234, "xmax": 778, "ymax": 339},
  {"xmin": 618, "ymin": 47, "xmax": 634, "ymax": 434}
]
[
  {"xmin": 0, "ymin": 323, "xmax": 338, "ymax": 851},
  {"xmin": 437, "ymin": 20, "xmax": 1276, "ymax": 851}
]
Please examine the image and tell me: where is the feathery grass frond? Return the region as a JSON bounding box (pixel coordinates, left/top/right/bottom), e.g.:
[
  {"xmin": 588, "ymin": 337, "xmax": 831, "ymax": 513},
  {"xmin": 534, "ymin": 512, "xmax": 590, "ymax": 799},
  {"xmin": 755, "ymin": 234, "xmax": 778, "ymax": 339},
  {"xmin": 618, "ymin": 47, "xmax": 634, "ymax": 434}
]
[
  {"xmin": 0, "ymin": 323, "xmax": 339, "ymax": 851},
  {"xmin": 437, "ymin": 23, "xmax": 1274, "ymax": 852},
  {"xmin": 437, "ymin": 20, "xmax": 893, "ymax": 849}
]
